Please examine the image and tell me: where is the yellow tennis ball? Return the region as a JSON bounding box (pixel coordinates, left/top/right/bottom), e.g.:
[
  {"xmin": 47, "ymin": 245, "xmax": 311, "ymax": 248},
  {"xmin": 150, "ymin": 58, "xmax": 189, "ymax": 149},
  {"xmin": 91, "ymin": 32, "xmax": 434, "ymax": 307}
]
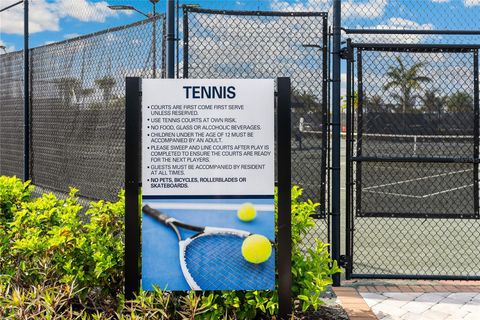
[
  {"xmin": 241, "ymin": 234, "xmax": 272, "ymax": 264},
  {"xmin": 237, "ymin": 202, "xmax": 256, "ymax": 222}
]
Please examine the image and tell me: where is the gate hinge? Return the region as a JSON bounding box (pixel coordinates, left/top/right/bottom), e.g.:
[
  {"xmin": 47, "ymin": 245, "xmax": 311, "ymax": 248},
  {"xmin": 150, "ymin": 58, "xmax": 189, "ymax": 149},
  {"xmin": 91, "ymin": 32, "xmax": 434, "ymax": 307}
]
[
  {"xmin": 339, "ymin": 255, "xmax": 350, "ymax": 268},
  {"xmin": 340, "ymin": 47, "xmax": 352, "ymax": 60}
]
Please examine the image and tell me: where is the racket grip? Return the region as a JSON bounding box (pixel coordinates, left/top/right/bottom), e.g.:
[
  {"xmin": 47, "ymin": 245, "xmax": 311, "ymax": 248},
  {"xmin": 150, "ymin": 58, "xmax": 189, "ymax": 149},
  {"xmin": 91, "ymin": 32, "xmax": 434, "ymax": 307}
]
[{"xmin": 142, "ymin": 205, "xmax": 171, "ymax": 224}]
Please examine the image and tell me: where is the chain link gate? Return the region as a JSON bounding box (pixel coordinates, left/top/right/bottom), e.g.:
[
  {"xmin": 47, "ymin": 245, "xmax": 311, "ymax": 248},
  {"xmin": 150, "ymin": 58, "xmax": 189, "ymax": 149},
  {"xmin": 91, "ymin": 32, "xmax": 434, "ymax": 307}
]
[
  {"xmin": 345, "ymin": 42, "xmax": 480, "ymax": 279},
  {"xmin": 182, "ymin": 7, "xmax": 330, "ymax": 245}
]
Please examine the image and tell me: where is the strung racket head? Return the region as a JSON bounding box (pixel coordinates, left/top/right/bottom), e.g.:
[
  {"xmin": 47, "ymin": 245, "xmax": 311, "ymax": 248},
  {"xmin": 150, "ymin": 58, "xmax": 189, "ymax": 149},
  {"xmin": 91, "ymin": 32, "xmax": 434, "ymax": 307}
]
[
  {"xmin": 180, "ymin": 231, "xmax": 275, "ymax": 290},
  {"xmin": 143, "ymin": 205, "xmax": 275, "ymax": 290}
]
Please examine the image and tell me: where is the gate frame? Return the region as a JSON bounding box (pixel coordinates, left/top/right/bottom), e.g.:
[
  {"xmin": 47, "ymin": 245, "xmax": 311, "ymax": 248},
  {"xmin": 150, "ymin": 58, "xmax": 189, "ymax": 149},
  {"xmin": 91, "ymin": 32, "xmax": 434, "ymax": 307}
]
[
  {"xmin": 181, "ymin": 7, "xmax": 331, "ymax": 220},
  {"xmin": 344, "ymin": 40, "xmax": 480, "ymax": 280}
]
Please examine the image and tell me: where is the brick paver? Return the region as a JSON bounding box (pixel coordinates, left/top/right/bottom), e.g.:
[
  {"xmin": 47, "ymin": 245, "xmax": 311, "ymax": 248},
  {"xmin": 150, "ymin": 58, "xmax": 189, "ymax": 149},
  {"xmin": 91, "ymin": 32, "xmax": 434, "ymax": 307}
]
[
  {"xmin": 334, "ymin": 287, "xmax": 378, "ymax": 320},
  {"xmin": 335, "ymin": 280, "xmax": 480, "ymax": 320},
  {"xmin": 363, "ymin": 288, "xmax": 478, "ymax": 319}
]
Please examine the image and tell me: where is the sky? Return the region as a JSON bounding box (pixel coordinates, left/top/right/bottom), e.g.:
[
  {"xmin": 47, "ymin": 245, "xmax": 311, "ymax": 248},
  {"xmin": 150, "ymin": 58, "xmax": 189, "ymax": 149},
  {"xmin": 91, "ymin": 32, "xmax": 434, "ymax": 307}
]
[{"xmin": 1, "ymin": 0, "xmax": 480, "ymax": 53}]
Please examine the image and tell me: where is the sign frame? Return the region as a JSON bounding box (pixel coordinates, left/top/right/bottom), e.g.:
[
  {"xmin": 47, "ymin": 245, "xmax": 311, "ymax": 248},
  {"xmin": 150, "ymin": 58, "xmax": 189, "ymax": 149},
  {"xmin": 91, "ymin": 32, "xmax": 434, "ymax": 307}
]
[{"xmin": 125, "ymin": 77, "xmax": 291, "ymax": 317}]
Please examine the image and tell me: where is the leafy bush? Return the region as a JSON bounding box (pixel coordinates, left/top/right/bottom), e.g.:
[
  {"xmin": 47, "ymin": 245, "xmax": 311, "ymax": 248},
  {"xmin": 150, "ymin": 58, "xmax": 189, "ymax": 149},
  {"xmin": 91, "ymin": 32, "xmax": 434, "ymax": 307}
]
[
  {"xmin": 0, "ymin": 177, "xmax": 33, "ymax": 282},
  {"xmin": 0, "ymin": 177, "xmax": 341, "ymax": 319},
  {"xmin": 0, "ymin": 180, "xmax": 125, "ymax": 311},
  {"xmin": 290, "ymin": 186, "xmax": 342, "ymax": 312},
  {"xmin": 0, "ymin": 176, "xmax": 32, "ymax": 223}
]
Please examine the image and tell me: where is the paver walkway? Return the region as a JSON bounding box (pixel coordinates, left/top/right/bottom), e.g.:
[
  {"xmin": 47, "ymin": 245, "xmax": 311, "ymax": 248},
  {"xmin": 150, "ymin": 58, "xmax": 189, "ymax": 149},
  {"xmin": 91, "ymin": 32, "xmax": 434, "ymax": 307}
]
[
  {"xmin": 336, "ymin": 280, "xmax": 480, "ymax": 320},
  {"xmin": 361, "ymin": 291, "xmax": 480, "ymax": 319}
]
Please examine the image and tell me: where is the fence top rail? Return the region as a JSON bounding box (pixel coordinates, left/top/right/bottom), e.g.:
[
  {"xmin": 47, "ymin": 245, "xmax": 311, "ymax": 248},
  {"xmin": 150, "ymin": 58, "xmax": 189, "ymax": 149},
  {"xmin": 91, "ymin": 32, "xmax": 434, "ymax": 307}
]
[
  {"xmin": 0, "ymin": 50, "xmax": 23, "ymax": 60},
  {"xmin": 6, "ymin": 14, "xmax": 165, "ymax": 55},
  {"xmin": 183, "ymin": 6, "xmax": 327, "ymax": 18},
  {"xmin": 350, "ymin": 43, "xmax": 480, "ymax": 52}
]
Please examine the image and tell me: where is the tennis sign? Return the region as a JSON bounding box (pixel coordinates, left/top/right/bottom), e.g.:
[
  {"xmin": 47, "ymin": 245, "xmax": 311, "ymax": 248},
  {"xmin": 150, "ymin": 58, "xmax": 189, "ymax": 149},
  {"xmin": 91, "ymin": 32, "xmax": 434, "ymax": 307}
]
[
  {"xmin": 142, "ymin": 79, "xmax": 274, "ymax": 196},
  {"xmin": 142, "ymin": 79, "xmax": 276, "ymax": 291},
  {"xmin": 125, "ymin": 77, "xmax": 291, "ymax": 309}
]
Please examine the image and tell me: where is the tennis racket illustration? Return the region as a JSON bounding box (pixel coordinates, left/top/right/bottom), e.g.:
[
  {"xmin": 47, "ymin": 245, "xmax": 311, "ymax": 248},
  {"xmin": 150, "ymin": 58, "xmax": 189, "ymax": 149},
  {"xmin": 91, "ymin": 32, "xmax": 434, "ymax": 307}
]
[{"xmin": 142, "ymin": 205, "xmax": 275, "ymax": 290}]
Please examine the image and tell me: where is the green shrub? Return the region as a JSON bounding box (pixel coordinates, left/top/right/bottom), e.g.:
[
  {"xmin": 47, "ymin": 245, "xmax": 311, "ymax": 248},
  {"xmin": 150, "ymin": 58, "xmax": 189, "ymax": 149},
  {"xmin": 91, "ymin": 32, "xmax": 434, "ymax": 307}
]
[
  {"xmin": 0, "ymin": 176, "xmax": 340, "ymax": 319},
  {"xmin": 1, "ymin": 181, "xmax": 125, "ymax": 311},
  {"xmin": 290, "ymin": 186, "xmax": 342, "ymax": 312},
  {"xmin": 83, "ymin": 190, "xmax": 125, "ymax": 297},
  {"xmin": 0, "ymin": 177, "xmax": 33, "ymax": 280},
  {"xmin": 0, "ymin": 176, "xmax": 32, "ymax": 223}
]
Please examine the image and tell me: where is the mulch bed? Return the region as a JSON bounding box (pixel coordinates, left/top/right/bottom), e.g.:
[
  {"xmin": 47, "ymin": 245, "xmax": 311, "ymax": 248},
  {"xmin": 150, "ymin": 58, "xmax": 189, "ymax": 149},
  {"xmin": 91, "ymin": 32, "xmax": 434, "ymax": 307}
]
[{"xmin": 297, "ymin": 304, "xmax": 349, "ymax": 319}]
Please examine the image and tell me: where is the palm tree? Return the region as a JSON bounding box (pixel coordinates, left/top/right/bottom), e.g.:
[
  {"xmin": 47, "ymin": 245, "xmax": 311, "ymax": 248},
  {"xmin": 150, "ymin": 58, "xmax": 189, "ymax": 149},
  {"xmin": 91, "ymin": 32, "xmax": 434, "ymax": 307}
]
[
  {"xmin": 446, "ymin": 92, "xmax": 473, "ymax": 113},
  {"xmin": 420, "ymin": 89, "xmax": 446, "ymax": 116},
  {"xmin": 384, "ymin": 57, "xmax": 431, "ymax": 114},
  {"xmin": 365, "ymin": 94, "xmax": 385, "ymax": 113}
]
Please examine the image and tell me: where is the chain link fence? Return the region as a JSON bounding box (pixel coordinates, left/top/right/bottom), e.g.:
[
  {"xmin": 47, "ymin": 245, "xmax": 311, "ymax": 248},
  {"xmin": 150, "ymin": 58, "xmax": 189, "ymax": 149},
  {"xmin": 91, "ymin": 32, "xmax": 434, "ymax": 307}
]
[
  {"xmin": 342, "ymin": 0, "xmax": 480, "ymax": 45},
  {"xmin": 0, "ymin": 16, "xmax": 165, "ymax": 201},
  {"xmin": 1, "ymin": 1, "xmax": 332, "ymax": 246},
  {"xmin": 0, "ymin": 51, "xmax": 24, "ymax": 178}
]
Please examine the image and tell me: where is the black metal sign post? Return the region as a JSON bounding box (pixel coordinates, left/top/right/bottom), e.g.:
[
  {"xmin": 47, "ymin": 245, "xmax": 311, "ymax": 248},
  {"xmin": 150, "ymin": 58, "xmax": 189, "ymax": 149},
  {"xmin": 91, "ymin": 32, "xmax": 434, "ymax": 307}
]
[
  {"xmin": 124, "ymin": 77, "xmax": 292, "ymax": 316},
  {"xmin": 24, "ymin": 0, "xmax": 30, "ymax": 182},
  {"xmin": 125, "ymin": 77, "xmax": 142, "ymax": 300},
  {"xmin": 277, "ymin": 77, "xmax": 292, "ymax": 319}
]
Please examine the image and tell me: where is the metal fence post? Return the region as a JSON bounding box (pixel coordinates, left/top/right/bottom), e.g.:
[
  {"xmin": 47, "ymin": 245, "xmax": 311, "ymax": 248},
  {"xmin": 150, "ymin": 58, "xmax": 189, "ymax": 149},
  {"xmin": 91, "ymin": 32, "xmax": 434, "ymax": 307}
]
[
  {"xmin": 166, "ymin": 0, "xmax": 175, "ymax": 78},
  {"xmin": 125, "ymin": 77, "xmax": 142, "ymax": 299},
  {"xmin": 474, "ymin": 50, "xmax": 479, "ymax": 217},
  {"xmin": 24, "ymin": 0, "xmax": 30, "ymax": 182},
  {"xmin": 182, "ymin": 8, "xmax": 189, "ymax": 78},
  {"xmin": 345, "ymin": 38, "xmax": 353, "ymax": 280},
  {"xmin": 331, "ymin": 0, "xmax": 342, "ymax": 287},
  {"xmin": 278, "ymin": 77, "xmax": 292, "ymax": 319},
  {"xmin": 152, "ymin": 2, "xmax": 157, "ymax": 78}
]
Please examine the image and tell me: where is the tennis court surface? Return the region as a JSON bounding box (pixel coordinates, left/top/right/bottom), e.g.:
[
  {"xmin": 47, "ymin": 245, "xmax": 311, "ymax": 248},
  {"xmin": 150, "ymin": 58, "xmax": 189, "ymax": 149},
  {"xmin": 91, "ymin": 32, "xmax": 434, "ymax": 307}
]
[
  {"xmin": 353, "ymin": 133, "xmax": 477, "ymax": 219},
  {"xmin": 360, "ymin": 162, "xmax": 475, "ymax": 218}
]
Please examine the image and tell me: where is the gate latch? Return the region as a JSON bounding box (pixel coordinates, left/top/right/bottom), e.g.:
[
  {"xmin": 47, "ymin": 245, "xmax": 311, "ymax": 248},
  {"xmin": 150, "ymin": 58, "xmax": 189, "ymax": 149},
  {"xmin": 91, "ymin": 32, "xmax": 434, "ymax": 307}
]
[{"xmin": 340, "ymin": 47, "xmax": 352, "ymax": 60}]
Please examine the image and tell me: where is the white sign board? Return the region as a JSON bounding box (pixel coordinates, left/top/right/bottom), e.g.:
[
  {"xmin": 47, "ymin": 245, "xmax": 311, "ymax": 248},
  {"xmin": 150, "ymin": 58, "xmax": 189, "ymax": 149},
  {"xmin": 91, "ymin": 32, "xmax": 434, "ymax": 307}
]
[
  {"xmin": 141, "ymin": 79, "xmax": 276, "ymax": 291},
  {"xmin": 142, "ymin": 79, "xmax": 275, "ymax": 196}
]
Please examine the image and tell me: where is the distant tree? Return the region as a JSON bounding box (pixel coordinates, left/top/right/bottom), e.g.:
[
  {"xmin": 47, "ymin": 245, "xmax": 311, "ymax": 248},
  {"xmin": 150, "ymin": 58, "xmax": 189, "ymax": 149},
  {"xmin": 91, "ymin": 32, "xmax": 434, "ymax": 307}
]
[
  {"xmin": 341, "ymin": 92, "xmax": 358, "ymax": 113},
  {"xmin": 95, "ymin": 76, "xmax": 116, "ymax": 102},
  {"xmin": 446, "ymin": 92, "xmax": 473, "ymax": 113},
  {"xmin": 341, "ymin": 93, "xmax": 384, "ymax": 113},
  {"xmin": 292, "ymin": 89, "xmax": 320, "ymax": 114},
  {"xmin": 365, "ymin": 94, "xmax": 385, "ymax": 113},
  {"xmin": 420, "ymin": 89, "xmax": 446, "ymax": 115},
  {"xmin": 291, "ymin": 89, "xmax": 322, "ymax": 135},
  {"xmin": 384, "ymin": 57, "xmax": 431, "ymax": 113}
]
